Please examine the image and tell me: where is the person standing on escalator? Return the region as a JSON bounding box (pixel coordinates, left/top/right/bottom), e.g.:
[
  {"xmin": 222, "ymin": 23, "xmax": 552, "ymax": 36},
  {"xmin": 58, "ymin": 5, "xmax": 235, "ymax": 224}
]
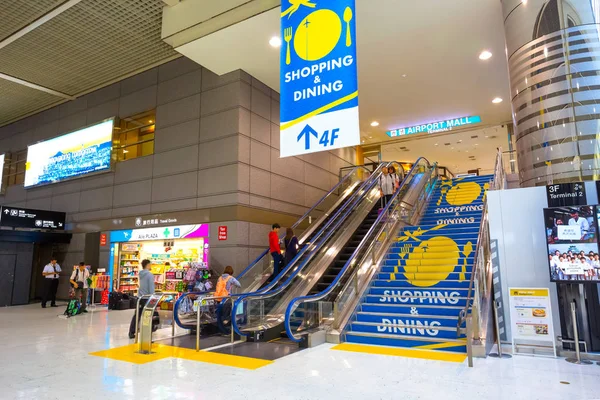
[
  {"xmin": 269, "ymin": 223, "xmax": 283, "ymax": 278},
  {"xmin": 379, "ymin": 166, "xmax": 399, "ymax": 207},
  {"xmin": 284, "ymin": 228, "xmax": 299, "ymax": 266}
]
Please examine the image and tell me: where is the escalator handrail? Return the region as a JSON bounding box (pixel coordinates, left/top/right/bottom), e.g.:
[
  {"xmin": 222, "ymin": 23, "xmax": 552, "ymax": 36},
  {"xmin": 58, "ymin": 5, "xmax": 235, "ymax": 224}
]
[
  {"xmin": 236, "ymin": 164, "xmax": 364, "ymax": 280},
  {"xmin": 231, "ymin": 163, "xmax": 394, "ymax": 337},
  {"xmin": 283, "ymin": 158, "xmax": 436, "ymax": 341},
  {"xmin": 173, "ymin": 166, "xmax": 363, "ymax": 328}
]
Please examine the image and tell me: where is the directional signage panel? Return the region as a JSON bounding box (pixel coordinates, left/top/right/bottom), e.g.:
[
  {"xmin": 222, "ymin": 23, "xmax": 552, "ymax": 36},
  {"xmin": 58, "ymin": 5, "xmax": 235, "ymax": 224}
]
[
  {"xmin": 0, "ymin": 206, "xmax": 65, "ymax": 230},
  {"xmin": 280, "ymin": 0, "xmax": 360, "ymax": 158}
]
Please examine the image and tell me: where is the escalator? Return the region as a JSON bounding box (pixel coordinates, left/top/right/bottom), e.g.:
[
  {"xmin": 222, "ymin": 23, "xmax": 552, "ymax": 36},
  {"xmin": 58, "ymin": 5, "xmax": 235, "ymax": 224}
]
[
  {"xmin": 283, "ymin": 158, "xmax": 439, "ymax": 343},
  {"xmin": 231, "ymin": 162, "xmax": 398, "ymax": 342},
  {"xmin": 172, "ymin": 165, "xmax": 368, "ymax": 331}
]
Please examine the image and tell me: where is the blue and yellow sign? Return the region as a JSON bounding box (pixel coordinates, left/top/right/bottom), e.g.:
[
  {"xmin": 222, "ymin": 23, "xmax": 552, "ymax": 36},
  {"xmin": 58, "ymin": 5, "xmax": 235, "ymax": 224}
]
[
  {"xmin": 386, "ymin": 116, "xmax": 482, "ymax": 138},
  {"xmin": 280, "ymin": 0, "xmax": 359, "ymax": 158}
]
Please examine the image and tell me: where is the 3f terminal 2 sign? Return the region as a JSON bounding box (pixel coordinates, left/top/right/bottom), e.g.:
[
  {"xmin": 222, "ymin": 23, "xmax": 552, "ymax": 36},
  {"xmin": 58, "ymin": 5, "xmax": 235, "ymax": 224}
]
[{"xmin": 546, "ymin": 182, "xmax": 586, "ymax": 207}]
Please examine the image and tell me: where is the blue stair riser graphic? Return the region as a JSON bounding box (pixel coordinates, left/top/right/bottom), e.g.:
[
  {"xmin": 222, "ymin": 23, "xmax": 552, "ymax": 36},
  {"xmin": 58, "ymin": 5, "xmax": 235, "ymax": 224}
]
[
  {"xmin": 378, "ymin": 272, "xmax": 472, "ymax": 281},
  {"xmin": 361, "ymin": 304, "xmax": 465, "ymax": 317},
  {"xmin": 424, "ymin": 205, "xmax": 484, "ymax": 215},
  {"xmin": 393, "ymin": 239, "xmax": 478, "ymax": 248},
  {"xmin": 403, "ymin": 222, "xmax": 482, "ymax": 230},
  {"xmin": 372, "ymin": 280, "xmax": 471, "ymax": 289},
  {"xmin": 369, "ymin": 287, "xmax": 470, "ymax": 297},
  {"xmin": 384, "ymin": 261, "xmax": 475, "ymax": 269},
  {"xmin": 345, "ymin": 333, "xmax": 467, "ymax": 353},
  {"xmin": 386, "ymin": 253, "xmax": 475, "ymax": 262},
  {"xmin": 356, "ymin": 314, "xmax": 459, "ymax": 328},
  {"xmin": 366, "ymin": 289, "xmax": 467, "ymax": 307},
  {"xmin": 402, "ymin": 224, "xmax": 482, "ymax": 232},
  {"xmin": 381, "ymin": 265, "xmax": 474, "ymax": 273},
  {"xmin": 350, "ymin": 322, "xmax": 461, "ymax": 339},
  {"xmin": 419, "ymin": 218, "xmax": 483, "ymax": 226}
]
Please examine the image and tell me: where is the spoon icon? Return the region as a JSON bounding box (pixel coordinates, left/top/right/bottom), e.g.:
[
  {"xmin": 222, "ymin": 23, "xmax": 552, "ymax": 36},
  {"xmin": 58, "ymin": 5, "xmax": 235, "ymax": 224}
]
[{"xmin": 343, "ymin": 6, "xmax": 353, "ymax": 47}]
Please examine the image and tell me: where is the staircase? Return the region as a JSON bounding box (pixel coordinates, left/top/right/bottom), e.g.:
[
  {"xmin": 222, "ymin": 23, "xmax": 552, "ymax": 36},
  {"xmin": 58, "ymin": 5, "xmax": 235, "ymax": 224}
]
[{"xmin": 344, "ymin": 175, "xmax": 492, "ymax": 353}]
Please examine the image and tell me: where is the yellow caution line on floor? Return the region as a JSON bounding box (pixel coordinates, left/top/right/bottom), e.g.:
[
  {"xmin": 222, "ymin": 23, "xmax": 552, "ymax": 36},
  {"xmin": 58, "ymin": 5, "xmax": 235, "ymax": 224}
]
[
  {"xmin": 331, "ymin": 343, "xmax": 466, "ymax": 363},
  {"xmin": 89, "ymin": 343, "xmax": 273, "ymax": 370},
  {"xmin": 414, "ymin": 340, "xmax": 467, "ymax": 351}
]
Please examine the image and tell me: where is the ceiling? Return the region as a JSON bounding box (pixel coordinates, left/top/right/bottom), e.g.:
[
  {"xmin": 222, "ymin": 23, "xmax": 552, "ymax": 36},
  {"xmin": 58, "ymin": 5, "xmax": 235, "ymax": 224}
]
[
  {"xmin": 0, "ymin": 0, "xmax": 178, "ymax": 127},
  {"xmin": 176, "ymin": 0, "xmax": 513, "ymax": 147},
  {"xmin": 380, "ymin": 125, "xmax": 510, "ymax": 175}
]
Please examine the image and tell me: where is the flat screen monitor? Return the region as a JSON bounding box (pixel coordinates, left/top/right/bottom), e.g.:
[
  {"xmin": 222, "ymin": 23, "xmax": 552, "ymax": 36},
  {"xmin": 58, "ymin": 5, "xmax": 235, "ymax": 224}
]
[
  {"xmin": 543, "ymin": 205, "xmax": 599, "ymax": 282},
  {"xmin": 24, "ymin": 119, "xmax": 114, "ymax": 188}
]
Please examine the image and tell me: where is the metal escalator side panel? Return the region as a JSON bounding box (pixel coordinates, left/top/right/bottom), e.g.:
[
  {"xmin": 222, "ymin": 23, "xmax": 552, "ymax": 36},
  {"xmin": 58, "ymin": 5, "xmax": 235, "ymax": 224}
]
[
  {"xmin": 231, "ymin": 163, "xmax": 394, "ymax": 336},
  {"xmin": 237, "ymin": 182, "xmax": 383, "ymax": 333}
]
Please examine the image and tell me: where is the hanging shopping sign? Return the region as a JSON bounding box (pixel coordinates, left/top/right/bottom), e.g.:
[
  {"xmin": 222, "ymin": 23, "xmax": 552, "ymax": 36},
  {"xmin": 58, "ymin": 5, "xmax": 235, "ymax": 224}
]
[{"xmin": 280, "ymin": 0, "xmax": 359, "ymax": 158}]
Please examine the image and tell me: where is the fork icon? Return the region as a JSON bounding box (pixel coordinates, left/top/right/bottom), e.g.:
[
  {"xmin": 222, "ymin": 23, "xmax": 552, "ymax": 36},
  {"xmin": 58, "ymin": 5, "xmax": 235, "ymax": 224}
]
[{"xmin": 284, "ymin": 27, "xmax": 293, "ymax": 65}]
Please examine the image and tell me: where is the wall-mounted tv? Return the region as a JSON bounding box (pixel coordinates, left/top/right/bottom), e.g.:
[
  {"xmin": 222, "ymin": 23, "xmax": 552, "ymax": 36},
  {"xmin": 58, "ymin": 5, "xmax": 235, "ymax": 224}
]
[
  {"xmin": 543, "ymin": 205, "xmax": 599, "ymax": 282},
  {"xmin": 24, "ymin": 119, "xmax": 114, "ymax": 188}
]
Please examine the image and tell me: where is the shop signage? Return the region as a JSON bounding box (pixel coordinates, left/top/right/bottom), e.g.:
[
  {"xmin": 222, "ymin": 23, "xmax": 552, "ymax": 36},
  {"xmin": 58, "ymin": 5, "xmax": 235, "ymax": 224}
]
[
  {"xmin": 218, "ymin": 226, "xmax": 228, "ymax": 241},
  {"xmin": 110, "ymin": 224, "xmax": 209, "ymax": 243},
  {"xmin": 24, "ymin": 119, "xmax": 113, "ymax": 188},
  {"xmin": 508, "ymin": 287, "xmax": 557, "ymax": 357},
  {"xmin": 386, "ymin": 115, "xmax": 482, "ymax": 138},
  {"xmin": 135, "ymin": 216, "xmax": 178, "ymax": 227},
  {"xmin": 0, "ymin": 206, "xmax": 65, "ymax": 230},
  {"xmin": 280, "ymin": 0, "xmax": 359, "ymax": 157},
  {"xmin": 100, "ymin": 233, "xmax": 107, "ymax": 246},
  {"xmin": 546, "ymin": 182, "xmax": 586, "ymax": 207}
]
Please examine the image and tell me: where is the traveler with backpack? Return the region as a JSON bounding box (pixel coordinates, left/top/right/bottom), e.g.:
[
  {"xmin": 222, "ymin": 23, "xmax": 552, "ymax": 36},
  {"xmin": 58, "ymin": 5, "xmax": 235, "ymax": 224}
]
[
  {"xmin": 214, "ymin": 265, "xmax": 241, "ymax": 333},
  {"xmin": 129, "ymin": 259, "xmax": 155, "ymax": 339},
  {"xmin": 41, "ymin": 258, "xmax": 61, "ymax": 308},
  {"xmin": 69, "ymin": 262, "xmax": 90, "ymax": 313}
]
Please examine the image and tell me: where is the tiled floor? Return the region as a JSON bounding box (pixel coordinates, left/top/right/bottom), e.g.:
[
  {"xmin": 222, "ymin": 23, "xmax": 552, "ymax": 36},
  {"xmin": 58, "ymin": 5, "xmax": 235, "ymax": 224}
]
[{"xmin": 1, "ymin": 304, "xmax": 599, "ymax": 400}]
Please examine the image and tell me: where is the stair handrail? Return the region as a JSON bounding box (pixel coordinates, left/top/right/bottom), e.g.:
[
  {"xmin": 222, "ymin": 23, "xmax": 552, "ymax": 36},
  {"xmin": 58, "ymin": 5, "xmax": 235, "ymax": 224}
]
[
  {"xmin": 282, "ymin": 158, "xmax": 439, "ymax": 341},
  {"xmin": 457, "ymin": 148, "xmax": 505, "ymax": 346},
  {"xmin": 231, "ymin": 163, "xmax": 394, "ymax": 337}
]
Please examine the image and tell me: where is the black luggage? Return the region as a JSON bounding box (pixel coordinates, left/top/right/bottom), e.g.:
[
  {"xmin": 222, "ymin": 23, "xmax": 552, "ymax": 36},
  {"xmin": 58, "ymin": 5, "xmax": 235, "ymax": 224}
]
[
  {"xmin": 117, "ymin": 299, "xmax": 130, "ymax": 310},
  {"xmin": 129, "ymin": 296, "xmax": 139, "ymax": 309}
]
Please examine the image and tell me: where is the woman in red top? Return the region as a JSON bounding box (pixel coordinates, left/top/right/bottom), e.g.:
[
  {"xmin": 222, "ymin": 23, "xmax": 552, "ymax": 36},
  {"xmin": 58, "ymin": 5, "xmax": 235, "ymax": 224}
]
[{"xmin": 269, "ymin": 223, "xmax": 283, "ymax": 277}]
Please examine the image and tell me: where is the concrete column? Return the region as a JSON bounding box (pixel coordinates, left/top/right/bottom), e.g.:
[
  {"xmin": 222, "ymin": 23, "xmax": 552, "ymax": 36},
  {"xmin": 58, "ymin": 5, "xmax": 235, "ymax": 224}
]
[{"xmin": 502, "ymin": 0, "xmax": 600, "ymax": 186}]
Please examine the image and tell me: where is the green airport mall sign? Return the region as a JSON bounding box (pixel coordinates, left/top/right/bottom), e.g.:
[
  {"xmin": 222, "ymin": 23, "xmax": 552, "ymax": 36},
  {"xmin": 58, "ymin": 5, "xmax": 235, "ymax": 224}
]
[{"xmin": 386, "ymin": 115, "xmax": 482, "ymax": 138}]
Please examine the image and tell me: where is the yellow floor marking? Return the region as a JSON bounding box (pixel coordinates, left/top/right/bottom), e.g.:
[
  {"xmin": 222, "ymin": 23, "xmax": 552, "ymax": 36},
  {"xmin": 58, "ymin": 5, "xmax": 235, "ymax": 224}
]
[
  {"xmin": 89, "ymin": 343, "xmax": 273, "ymax": 369},
  {"xmin": 414, "ymin": 340, "xmax": 467, "ymax": 350},
  {"xmin": 332, "ymin": 343, "xmax": 467, "ymax": 363}
]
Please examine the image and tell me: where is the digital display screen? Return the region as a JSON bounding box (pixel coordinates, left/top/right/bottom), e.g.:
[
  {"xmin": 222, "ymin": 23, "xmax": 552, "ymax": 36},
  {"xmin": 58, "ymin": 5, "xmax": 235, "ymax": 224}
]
[
  {"xmin": 543, "ymin": 205, "xmax": 599, "ymax": 282},
  {"xmin": 24, "ymin": 119, "xmax": 114, "ymax": 188},
  {"xmin": 0, "ymin": 153, "xmax": 5, "ymax": 193}
]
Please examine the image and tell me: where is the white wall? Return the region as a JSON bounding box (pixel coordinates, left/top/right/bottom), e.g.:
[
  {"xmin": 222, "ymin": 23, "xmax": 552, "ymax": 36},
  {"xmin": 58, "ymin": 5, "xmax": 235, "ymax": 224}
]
[{"xmin": 488, "ymin": 181, "xmax": 598, "ymax": 341}]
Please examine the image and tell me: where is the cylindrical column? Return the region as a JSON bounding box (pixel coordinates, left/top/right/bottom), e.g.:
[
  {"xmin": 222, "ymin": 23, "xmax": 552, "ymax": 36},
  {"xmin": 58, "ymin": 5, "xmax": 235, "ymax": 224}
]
[{"xmin": 502, "ymin": 0, "xmax": 600, "ymax": 186}]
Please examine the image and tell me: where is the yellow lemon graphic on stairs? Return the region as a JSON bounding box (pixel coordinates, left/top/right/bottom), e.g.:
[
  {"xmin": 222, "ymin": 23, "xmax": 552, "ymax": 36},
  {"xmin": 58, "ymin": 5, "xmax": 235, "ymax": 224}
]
[
  {"xmin": 445, "ymin": 182, "xmax": 482, "ymax": 206},
  {"xmin": 294, "ymin": 10, "xmax": 342, "ymax": 61},
  {"xmin": 405, "ymin": 236, "xmax": 459, "ymax": 287}
]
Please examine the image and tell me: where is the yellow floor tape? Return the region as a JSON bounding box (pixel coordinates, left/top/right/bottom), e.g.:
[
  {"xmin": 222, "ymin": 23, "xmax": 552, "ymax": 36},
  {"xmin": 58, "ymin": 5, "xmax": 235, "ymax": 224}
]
[
  {"xmin": 89, "ymin": 343, "xmax": 273, "ymax": 370},
  {"xmin": 332, "ymin": 343, "xmax": 466, "ymax": 363}
]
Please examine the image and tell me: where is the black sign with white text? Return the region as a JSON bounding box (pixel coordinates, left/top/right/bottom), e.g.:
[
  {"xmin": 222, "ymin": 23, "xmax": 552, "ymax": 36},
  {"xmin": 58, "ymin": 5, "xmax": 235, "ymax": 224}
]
[
  {"xmin": 0, "ymin": 207, "xmax": 65, "ymax": 230},
  {"xmin": 546, "ymin": 182, "xmax": 586, "ymax": 207}
]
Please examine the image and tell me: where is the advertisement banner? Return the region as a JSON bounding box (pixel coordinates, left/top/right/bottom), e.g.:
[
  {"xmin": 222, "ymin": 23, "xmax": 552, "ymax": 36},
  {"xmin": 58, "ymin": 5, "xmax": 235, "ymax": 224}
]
[
  {"xmin": 280, "ymin": 0, "xmax": 359, "ymax": 158},
  {"xmin": 508, "ymin": 287, "xmax": 556, "ymax": 357},
  {"xmin": 24, "ymin": 119, "xmax": 114, "ymax": 188}
]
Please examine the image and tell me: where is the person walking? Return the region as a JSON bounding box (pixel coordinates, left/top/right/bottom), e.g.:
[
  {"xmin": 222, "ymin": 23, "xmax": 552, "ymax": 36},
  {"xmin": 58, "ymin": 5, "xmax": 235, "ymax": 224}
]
[
  {"xmin": 284, "ymin": 228, "xmax": 299, "ymax": 266},
  {"xmin": 41, "ymin": 258, "xmax": 61, "ymax": 308},
  {"xmin": 69, "ymin": 262, "xmax": 90, "ymax": 313},
  {"xmin": 379, "ymin": 166, "xmax": 397, "ymax": 207},
  {"xmin": 129, "ymin": 259, "xmax": 155, "ymax": 339},
  {"xmin": 269, "ymin": 223, "xmax": 283, "ymax": 277}
]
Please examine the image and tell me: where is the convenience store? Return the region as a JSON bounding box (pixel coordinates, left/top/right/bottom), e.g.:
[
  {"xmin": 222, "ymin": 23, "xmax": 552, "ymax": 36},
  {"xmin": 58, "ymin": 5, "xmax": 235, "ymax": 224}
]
[{"xmin": 107, "ymin": 224, "xmax": 210, "ymax": 296}]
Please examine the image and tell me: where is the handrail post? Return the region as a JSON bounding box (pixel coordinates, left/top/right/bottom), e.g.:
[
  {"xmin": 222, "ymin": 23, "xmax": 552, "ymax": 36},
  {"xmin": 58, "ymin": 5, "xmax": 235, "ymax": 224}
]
[
  {"xmin": 566, "ymin": 301, "xmax": 592, "ymax": 365},
  {"xmin": 134, "ymin": 296, "xmax": 142, "ymax": 344},
  {"xmin": 466, "ymin": 316, "xmax": 474, "ymax": 368},
  {"xmin": 196, "ymin": 297, "xmax": 201, "ymax": 352},
  {"xmin": 489, "ymin": 300, "xmax": 511, "ymax": 359}
]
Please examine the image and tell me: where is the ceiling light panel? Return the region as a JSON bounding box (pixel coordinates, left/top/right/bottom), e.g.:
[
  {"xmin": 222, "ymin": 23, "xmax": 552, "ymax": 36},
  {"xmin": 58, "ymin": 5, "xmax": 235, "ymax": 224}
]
[{"xmin": 0, "ymin": 0, "xmax": 177, "ymax": 96}]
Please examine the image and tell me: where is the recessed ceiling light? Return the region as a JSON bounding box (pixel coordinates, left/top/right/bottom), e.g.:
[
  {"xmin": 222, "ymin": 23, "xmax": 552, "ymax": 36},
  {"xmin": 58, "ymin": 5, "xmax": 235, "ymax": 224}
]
[
  {"xmin": 269, "ymin": 36, "xmax": 282, "ymax": 47},
  {"xmin": 479, "ymin": 50, "xmax": 492, "ymax": 60},
  {"xmin": 148, "ymin": 120, "xmax": 153, "ymax": 123},
  {"xmin": 370, "ymin": 121, "xmax": 379, "ymax": 127},
  {"xmin": 492, "ymin": 97, "xmax": 503, "ymax": 104},
  {"xmin": 434, "ymin": 143, "xmax": 438, "ymax": 146},
  {"xmin": 401, "ymin": 74, "xmax": 407, "ymax": 78},
  {"xmin": 369, "ymin": 136, "xmax": 373, "ymax": 139},
  {"xmin": 522, "ymin": 0, "xmax": 527, "ymax": 4},
  {"xmin": 123, "ymin": 150, "xmax": 129, "ymax": 153}
]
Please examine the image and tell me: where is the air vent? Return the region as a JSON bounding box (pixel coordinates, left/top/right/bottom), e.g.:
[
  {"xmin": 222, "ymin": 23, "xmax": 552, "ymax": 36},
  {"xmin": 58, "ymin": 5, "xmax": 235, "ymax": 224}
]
[
  {"xmin": 469, "ymin": 156, "xmax": 476, "ymax": 159},
  {"xmin": 490, "ymin": 135, "xmax": 497, "ymax": 139},
  {"xmin": 471, "ymin": 135, "xmax": 478, "ymax": 139},
  {"xmin": 399, "ymin": 146, "xmax": 407, "ymax": 150},
  {"xmin": 444, "ymin": 143, "xmax": 451, "ymax": 146}
]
